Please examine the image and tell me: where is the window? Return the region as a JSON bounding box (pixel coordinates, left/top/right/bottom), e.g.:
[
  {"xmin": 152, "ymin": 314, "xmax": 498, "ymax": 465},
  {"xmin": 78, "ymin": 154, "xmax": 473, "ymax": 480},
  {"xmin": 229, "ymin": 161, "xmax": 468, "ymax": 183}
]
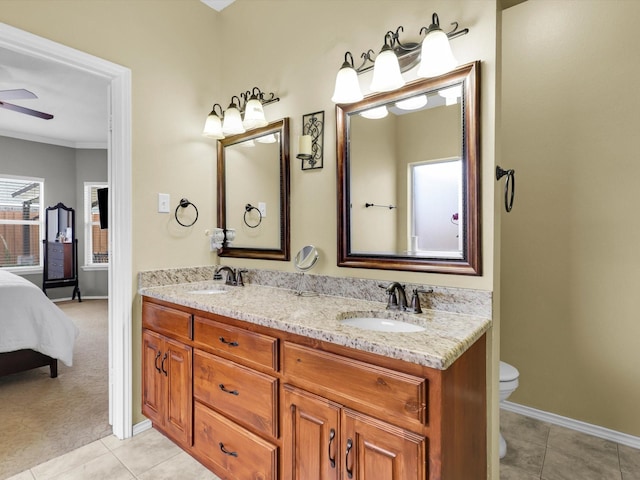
[
  {"xmin": 0, "ymin": 175, "xmax": 44, "ymax": 269},
  {"xmin": 84, "ymin": 182, "xmax": 109, "ymax": 267},
  {"xmin": 409, "ymin": 158, "xmax": 463, "ymax": 258}
]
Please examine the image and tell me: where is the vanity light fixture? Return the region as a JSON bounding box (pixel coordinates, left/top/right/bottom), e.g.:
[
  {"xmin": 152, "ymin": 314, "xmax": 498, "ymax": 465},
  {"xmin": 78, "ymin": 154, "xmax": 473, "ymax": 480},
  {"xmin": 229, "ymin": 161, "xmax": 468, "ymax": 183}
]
[
  {"xmin": 202, "ymin": 103, "xmax": 225, "ymax": 139},
  {"xmin": 202, "ymin": 87, "xmax": 280, "ymax": 139},
  {"xmin": 331, "ymin": 13, "xmax": 469, "ymax": 104},
  {"xmin": 222, "ymin": 96, "xmax": 245, "ymax": 135},
  {"xmin": 370, "ymin": 32, "xmax": 405, "ymax": 93}
]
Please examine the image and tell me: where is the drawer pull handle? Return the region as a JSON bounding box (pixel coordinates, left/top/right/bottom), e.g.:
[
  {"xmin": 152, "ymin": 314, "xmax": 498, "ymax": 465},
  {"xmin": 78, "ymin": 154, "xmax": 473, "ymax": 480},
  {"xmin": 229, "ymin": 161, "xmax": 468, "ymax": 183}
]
[
  {"xmin": 161, "ymin": 352, "xmax": 168, "ymax": 376},
  {"xmin": 328, "ymin": 428, "xmax": 336, "ymax": 468},
  {"xmin": 219, "ymin": 442, "xmax": 238, "ymax": 457},
  {"xmin": 154, "ymin": 351, "xmax": 162, "ymax": 373},
  {"xmin": 219, "ymin": 336, "xmax": 239, "ymax": 347},
  {"xmin": 345, "ymin": 438, "xmax": 353, "ymax": 479},
  {"xmin": 218, "ymin": 383, "xmax": 239, "ymax": 396}
]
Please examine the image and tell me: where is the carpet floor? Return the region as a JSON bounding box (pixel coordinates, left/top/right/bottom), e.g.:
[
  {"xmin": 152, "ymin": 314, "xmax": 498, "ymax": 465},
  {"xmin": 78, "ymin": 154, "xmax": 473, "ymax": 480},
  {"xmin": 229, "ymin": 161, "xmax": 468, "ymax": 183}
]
[{"xmin": 0, "ymin": 299, "xmax": 111, "ymax": 480}]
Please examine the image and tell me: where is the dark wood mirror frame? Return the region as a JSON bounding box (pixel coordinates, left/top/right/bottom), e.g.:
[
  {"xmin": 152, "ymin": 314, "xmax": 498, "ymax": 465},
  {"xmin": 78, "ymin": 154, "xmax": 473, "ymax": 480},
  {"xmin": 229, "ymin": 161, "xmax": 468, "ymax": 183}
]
[
  {"xmin": 217, "ymin": 117, "xmax": 290, "ymax": 261},
  {"xmin": 337, "ymin": 61, "xmax": 481, "ymax": 275}
]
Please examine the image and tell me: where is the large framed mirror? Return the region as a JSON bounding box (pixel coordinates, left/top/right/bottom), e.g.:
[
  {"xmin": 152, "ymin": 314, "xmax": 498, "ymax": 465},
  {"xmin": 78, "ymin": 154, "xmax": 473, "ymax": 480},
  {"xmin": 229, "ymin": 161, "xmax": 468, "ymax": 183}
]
[
  {"xmin": 337, "ymin": 61, "xmax": 480, "ymax": 274},
  {"xmin": 217, "ymin": 117, "xmax": 290, "ymax": 260}
]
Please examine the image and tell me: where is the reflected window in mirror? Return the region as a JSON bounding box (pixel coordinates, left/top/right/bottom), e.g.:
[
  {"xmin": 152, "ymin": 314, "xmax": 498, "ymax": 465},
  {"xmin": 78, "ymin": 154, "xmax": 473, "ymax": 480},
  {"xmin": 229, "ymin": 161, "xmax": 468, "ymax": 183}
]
[
  {"xmin": 337, "ymin": 61, "xmax": 480, "ymax": 274},
  {"xmin": 217, "ymin": 118, "xmax": 290, "ymax": 261}
]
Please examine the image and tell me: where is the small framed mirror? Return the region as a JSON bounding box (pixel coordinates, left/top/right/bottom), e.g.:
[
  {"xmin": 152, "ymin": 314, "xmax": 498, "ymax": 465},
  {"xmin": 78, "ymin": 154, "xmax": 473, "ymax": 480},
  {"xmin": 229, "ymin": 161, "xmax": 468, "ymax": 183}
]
[
  {"xmin": 337, "ymin": 61, "xmax": 480, "ymax": 275},
  {"xmin": 294, "ymin": 245, "xmax": 319, "ymax": 272},
  {"xmin": 217, "ymin": 118, "xmax": 290, "ymax": 260}
]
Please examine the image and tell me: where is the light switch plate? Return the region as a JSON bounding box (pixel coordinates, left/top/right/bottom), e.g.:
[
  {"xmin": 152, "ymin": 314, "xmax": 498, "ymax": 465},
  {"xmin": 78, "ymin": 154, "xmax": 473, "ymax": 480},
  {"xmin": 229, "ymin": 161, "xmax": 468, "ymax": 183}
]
[
  {"xmin": 158, "ymin": 193, "xmax": 170, "ymax": 213},
  {"xmin": 258, "ymin": 202, "xmax": 266, "ymax": 217}
]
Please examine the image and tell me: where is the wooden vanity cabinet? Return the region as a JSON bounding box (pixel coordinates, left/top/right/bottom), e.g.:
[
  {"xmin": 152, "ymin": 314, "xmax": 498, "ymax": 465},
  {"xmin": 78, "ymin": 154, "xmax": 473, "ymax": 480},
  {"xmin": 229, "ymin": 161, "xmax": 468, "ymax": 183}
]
[
  {"xmin": 141, "ymin": 297, "xmax": 486, "ymax": 480},
  {"xmin": 142, "ymin": 303, "xmax": 193, "ymax": 448}
]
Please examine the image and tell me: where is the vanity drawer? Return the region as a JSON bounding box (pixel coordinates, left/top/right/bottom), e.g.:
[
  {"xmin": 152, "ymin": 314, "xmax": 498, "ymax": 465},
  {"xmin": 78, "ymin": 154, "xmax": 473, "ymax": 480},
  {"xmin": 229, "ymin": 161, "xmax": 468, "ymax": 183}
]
[
  {"xmin": 193, "ymin": 401, "xmax": 277, "ymax": 480},
  {"xmin": 283, "ymin": 342, "xmax": 427, "ymax": 424},
  {"xmin": 193, "ymin": 349, "xmax": 278, "ymax": 438},
  {"xmin": 142, "ymin": 301, "xmax": 192, "ymax": 343},
  {"xmin": 193, "ymin": 316, "xmax": 278, "ymax": 372}
]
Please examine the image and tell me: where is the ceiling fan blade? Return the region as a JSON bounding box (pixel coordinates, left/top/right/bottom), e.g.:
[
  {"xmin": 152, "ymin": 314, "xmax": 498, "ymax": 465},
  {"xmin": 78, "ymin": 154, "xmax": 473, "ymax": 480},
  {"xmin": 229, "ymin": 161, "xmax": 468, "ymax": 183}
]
[
  {"xmin": 0, "ymin": 101, "xmax": 54, "ymax": 120},
  {"xmin": 0, "ymin": 89, "xmax": 37, "ymax": 101}
]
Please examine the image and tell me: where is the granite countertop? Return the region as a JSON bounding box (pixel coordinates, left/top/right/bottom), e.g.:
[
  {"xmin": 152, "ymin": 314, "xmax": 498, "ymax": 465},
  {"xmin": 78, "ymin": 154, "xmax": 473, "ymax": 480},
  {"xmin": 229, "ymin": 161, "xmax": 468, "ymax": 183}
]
[{"xmin": 140, "ymin": 281, "xmax": 491, "ymax": 370}]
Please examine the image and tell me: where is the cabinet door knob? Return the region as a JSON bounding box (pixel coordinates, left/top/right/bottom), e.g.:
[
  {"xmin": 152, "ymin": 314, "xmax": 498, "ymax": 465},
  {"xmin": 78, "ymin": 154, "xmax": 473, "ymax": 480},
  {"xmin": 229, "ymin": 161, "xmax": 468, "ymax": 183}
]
[
  {"xmin": 219, "ymin": 442, "xmax": 238, "ymax": 457},
  {"xmin": 345, "ymin": 438, "xmax": 353, "ymax": 479},
  {"xmin": 328, "ymin": 428, "xmax": 336, "ymax": 468},
  {"xmin": 218, "ymin": 383, "xmax": 239, "ymax": 396}
]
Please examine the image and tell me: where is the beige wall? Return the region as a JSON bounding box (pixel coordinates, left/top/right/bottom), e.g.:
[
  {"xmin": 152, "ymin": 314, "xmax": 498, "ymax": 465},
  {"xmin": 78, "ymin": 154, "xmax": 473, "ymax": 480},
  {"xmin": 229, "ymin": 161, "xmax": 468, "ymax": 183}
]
[
  {"xmin": 0, "ymin": 0, "xmax": 222, "ymax": 430},
  {"xmin": 502, "ymin": 0, "xmax": 640, "ymax": 436},
  {"xmin": 1, "ymin": 0, "xmax": 501, "ymax": 474}
]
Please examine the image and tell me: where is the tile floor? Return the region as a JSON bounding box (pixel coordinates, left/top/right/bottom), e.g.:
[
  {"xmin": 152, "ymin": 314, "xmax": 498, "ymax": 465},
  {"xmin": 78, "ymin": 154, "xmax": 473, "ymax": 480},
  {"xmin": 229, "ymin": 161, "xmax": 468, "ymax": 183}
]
[
  {"xmin": 6, "ymin": 411, "xmax": 640, "ymax": 479},
  {"xmin": 500, "ymin": 410, "xmax": 640, "ymax": 480},
  {"xmin": 5, "ymin": 428, "xmax": 218, "ymax": 480}
]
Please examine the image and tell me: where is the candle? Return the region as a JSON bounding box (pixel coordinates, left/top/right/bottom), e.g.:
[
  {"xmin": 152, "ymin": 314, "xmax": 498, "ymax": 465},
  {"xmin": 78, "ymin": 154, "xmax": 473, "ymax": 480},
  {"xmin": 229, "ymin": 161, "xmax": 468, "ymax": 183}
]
[{"xmin": 299, "ymin": 135, "xmax": 312, "ymax": 155}]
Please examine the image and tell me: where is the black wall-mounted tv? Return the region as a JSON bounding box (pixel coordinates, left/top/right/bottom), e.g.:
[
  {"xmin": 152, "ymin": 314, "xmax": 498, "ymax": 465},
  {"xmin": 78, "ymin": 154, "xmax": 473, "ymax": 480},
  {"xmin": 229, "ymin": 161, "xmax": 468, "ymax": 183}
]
[{"xmin": 97, "ymin": 187, "xmax": 108, "ymax": 229}]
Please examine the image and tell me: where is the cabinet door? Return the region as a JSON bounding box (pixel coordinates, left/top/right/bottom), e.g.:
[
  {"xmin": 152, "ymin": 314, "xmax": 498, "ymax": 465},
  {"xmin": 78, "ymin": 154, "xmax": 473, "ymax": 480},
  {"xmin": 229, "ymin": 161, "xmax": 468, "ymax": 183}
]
[
  {"xmin": 282, "ymin": 385, "xmax": 340, "ymax": 480},
  {"xmin": 164, "ymin": 337, "xmax": 193, "ymax": 446},
  {"xmin": 342, "ymin": 408, "xmax": 426, "ymax": 480},
  {"xmin": 142, "ymin": 330, "xmax": 165, "ymax": 427}
]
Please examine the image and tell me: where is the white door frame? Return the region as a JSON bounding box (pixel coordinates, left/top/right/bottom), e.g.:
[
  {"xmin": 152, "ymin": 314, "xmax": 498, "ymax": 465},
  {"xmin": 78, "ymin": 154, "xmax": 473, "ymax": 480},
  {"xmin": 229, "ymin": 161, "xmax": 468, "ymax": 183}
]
[{"xmin": 0, "ymin": 22, "xmax": 133, "ymax": 439}]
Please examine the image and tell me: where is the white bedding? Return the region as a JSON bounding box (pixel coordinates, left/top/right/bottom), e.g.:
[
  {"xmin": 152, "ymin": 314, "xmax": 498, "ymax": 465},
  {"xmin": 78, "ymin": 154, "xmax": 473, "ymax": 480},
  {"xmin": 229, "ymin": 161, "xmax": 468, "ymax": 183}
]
[{"xmin": 0, "ymin": 270, "xmax": 79, "ymax": 366}]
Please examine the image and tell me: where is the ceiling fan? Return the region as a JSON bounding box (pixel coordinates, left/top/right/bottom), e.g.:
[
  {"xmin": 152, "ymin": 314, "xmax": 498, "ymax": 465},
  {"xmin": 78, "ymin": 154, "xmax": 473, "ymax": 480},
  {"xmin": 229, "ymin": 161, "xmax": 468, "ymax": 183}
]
[{"xmin": 0, "ymin": 88, "xmax": 54, "ymax": 120}]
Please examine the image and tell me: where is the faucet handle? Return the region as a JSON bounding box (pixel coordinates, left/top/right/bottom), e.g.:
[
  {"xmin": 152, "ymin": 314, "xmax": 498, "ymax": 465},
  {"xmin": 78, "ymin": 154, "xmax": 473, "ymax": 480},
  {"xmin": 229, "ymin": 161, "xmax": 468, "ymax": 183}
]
[
  {"xmin": 378, "ymin": 284, "xmax": 399, "ymax": 310},
  {"xmin": 406, "ymin": 288, "xmax": 434, "ymax": 314},
  {"xmin": 236, "ymin": 269, "xmax": 248, "ymax": 286},
  {"xmin": 407, "ymin": 289, "xmax": 423, "ymax": 314}
]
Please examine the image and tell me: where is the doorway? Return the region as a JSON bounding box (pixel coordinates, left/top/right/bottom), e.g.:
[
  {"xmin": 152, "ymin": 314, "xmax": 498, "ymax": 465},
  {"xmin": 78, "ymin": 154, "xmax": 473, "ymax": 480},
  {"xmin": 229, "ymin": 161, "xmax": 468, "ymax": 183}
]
[{"xmin": 0, "ymin": 22, "xmax": 133, "ymax": 439}]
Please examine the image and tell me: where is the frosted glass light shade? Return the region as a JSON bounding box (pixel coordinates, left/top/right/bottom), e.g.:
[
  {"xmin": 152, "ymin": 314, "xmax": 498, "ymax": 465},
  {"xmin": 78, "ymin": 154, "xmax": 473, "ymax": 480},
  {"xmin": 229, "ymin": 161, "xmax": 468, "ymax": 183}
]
[
  {"xmin": 222, "ymin": 106, "xmax": 245, "ymax": 135},
  {"xmin": 439, "ymin": 85, "xmax": 462, "ymax": 105},
  {"xmin": 417, "ymin": 29, "xmax": 457, "ymax": 78},
  {"xmin": 370, "ymin": 48, "xmax": 405, "ymax": 92},
  {"xmin": 396, "ymin": 94, "xmax": 428, "ymax": 111},
  {"xmin": 360, "ymin": 105, "xmax": 388, "ymax": 119},
  {"xmin": 243, "ymin": 98, "xmax": 268, "ymax": 129},
  {"xmin": 332, "ymin": 65, "xmax": 364, "ymax": 104},
  {"xmin": 202, "ymin": 112, "xmax": 224, "ymax": 139},
  {"xmin": 257, "ymin": 133, "xmax": 278, "ymax": 144}
]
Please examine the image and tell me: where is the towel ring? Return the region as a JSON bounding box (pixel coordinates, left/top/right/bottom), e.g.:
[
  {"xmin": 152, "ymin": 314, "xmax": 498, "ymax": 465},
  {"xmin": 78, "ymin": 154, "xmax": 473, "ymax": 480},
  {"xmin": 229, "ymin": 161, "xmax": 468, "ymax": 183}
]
[
  {"xmin": 243, "ymin": 203, "xmax": 262, "ymax": 228},
  {"xmin": 496, "ymin": 166, "xmax": 515, "ymax": 213},
  {"xmin": 175, "ymin": 198, "xmax": 199, "ymax": 227}
]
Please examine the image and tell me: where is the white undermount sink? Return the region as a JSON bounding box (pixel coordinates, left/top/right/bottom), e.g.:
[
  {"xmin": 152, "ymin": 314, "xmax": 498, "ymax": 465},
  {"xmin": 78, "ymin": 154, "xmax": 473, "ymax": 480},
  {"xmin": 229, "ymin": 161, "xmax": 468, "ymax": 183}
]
[
  {"xmin": 338, "ymin": 312, "xmax": 425, "ymax": 333},
  {"xmin": 188, "ymin": 287, "xmax": 228, "ymax": 294}
]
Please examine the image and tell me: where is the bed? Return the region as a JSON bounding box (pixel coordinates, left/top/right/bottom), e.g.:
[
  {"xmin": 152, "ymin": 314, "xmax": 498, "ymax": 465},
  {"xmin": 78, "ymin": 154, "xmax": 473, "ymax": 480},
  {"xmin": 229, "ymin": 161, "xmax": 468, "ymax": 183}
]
[{"xmin": 0, "ymin": 270, "xmax": 78, "ymax": 378}]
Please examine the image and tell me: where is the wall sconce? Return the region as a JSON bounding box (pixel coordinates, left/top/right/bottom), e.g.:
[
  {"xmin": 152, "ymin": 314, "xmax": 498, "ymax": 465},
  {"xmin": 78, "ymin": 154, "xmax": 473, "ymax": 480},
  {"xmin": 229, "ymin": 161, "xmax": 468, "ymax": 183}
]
[
  {"xmin": 296, "ymin": 111, "xmax": 324, "ymax": 170},
  {"xmin": 202, "ymin": 87, "xmax": 280, "ymax": 139},
  {"xmin": 331, "ymin": 13, "xmax": 469, "ymax": 104}
]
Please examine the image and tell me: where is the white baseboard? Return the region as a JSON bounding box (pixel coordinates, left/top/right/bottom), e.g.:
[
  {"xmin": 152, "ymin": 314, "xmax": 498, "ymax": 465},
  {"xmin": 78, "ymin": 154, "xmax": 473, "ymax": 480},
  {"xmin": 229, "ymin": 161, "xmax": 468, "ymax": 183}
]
[
  {"xmin": 501, "ymin": 401, "xmax": 640, "ymax": 449},
  {"xmin": 132, "ymin": 419, "xmax": 152, "ymax": 436}
]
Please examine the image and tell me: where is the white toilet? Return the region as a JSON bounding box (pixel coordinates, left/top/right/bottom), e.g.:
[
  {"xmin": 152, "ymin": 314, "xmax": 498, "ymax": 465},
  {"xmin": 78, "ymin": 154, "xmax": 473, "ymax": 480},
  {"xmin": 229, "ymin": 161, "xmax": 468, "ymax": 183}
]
[{"xmin": 499, "ymin": 361, "xmax": 520, "ymax": 459}]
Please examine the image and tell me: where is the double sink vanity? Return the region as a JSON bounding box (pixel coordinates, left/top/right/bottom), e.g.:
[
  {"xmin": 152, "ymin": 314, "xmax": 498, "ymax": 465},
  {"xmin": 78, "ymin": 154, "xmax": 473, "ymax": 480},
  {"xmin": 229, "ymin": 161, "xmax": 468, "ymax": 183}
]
[{"xmin": 139, "ymin": 267, "xmax": 491, "ymax": 480}]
